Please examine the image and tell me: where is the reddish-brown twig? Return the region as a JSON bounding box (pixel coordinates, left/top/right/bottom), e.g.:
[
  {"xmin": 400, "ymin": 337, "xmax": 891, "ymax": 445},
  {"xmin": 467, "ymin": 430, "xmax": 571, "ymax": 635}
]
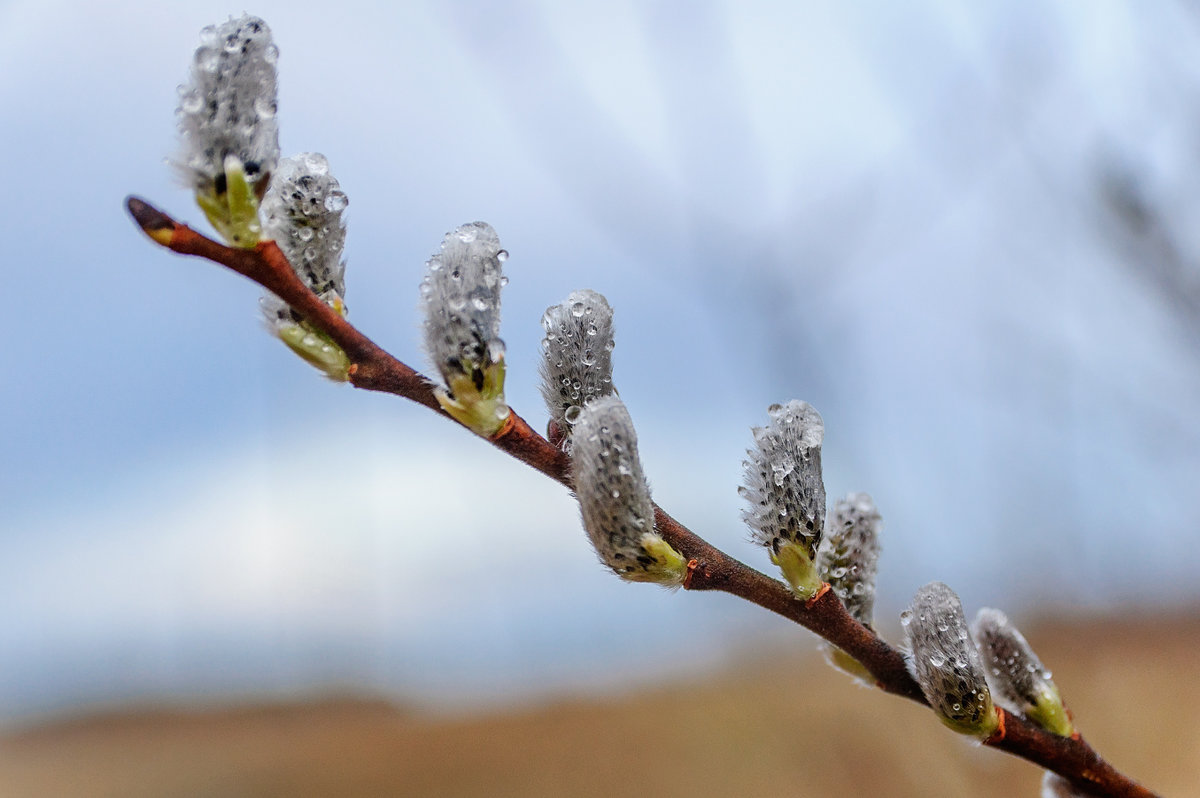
[{"xmin": 125, "ymin": 196, "xmax": 1159, "ymax": 798}]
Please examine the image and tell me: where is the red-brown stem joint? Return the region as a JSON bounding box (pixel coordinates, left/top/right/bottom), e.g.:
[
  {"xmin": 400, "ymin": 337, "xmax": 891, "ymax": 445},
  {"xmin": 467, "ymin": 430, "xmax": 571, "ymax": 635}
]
[
  {"xmin": 985, "ymin": 707, "xmax": 1008, "ymax": 744},
  {"xmin": 804, "ymin": 582, "xmax": 832, "ymax": 609}
]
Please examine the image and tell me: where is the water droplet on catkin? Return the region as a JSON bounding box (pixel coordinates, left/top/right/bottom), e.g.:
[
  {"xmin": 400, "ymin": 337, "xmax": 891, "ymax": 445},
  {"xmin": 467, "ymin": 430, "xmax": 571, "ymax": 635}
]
[
  {"xmin": 254, "ymin": 96, "xmax": 277, "ymax": 118},
  {"xmin": 324, "ymin": 191, "xmax": 348, "ymax": 212}
]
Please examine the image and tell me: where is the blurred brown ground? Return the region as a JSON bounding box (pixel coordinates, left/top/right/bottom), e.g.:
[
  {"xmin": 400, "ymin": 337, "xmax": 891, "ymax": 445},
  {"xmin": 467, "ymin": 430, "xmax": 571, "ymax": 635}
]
[{"xmin": 1, "ymin": 615, "xmax": 1195, "ymax": 797}]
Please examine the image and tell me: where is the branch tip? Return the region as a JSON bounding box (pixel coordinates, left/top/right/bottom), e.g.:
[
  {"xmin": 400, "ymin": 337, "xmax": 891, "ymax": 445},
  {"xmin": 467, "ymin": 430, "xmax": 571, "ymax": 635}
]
[{"xmin": 126, "ymin": 196, "xmax": 176, "ymax": 245}]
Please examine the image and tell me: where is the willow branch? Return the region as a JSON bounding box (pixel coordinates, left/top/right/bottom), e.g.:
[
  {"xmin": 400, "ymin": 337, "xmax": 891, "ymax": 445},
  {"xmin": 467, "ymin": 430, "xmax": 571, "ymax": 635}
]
[{"xmin": 125, "ymin": 196, "xmax": 1158, "ymax": 798}]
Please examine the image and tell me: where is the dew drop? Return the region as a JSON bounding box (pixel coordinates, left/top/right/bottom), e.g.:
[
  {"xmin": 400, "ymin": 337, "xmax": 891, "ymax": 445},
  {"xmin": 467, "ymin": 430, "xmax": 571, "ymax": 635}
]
[
  {"xmin": 195, "ymin": 47, "xmax": 220, "ymax": 73},
  {"xmin": 496, "ymin": 250, "xmax": 509, "ymax": 262},
  {"xmin": 571, "ymin": 301, "xmax": 586, "ymax": 317},
  {"xmin": 254, "ymin": 96, "xmax": 277, "ymax": 118},
  {"xmin": 297, "ymin": 227, "xmax": 315, "ymax": 242},
  {"xmin": 564, "ymin": 405, "xmax": 583, "ymax": 424},
  {"xmin": 324, "ymin": 191, "xmax": 348, "ymax": 212},
  {"xmin": 180, "ymin": 90, "xmax": 203, "ymax": 114},
  {"xmin": 900, "ymin": 610, "xmax": 913, "ymax": 627}
]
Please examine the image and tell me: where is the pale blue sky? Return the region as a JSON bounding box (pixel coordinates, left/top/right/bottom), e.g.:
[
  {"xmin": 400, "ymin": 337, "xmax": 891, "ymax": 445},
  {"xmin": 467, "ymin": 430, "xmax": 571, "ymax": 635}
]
[{"xmin": 3, "ymin": 0, "xmax": 1199, "ymax": 723}]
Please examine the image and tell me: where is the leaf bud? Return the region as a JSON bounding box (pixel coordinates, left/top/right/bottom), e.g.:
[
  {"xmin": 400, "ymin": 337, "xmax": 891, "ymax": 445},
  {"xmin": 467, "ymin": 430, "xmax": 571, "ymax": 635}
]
[
  {"xmin": 260, "ymin": 153, "xmax": 351, "ymax": 380},
  {"xmin": 177, "ymin": 15, "xmax": 280, "ymax": 247},
  {"xmin": 903, "ymin": 581, "xmax": 999, "ymax": 737},
  {"xmin": 740, "ymin": 400, "xmax": 826, "ymax": 599},
  {"xmin": 571, "ymin": 396, "xmax": 686, "ymax": 585},
  {"xmin": 539, "ymin": 289, "xmax": 616, "ymax": 447},
  {"xmin": 972, "ymin": 608, "xmax": 1073, "ymax": 737},
  {"xmin": 420, "ymin": 222, "xmax": 509, "ymax": 436},
  {"xmin": 817, "ymin": 492, "xmax": 882, "ymax": 680}
]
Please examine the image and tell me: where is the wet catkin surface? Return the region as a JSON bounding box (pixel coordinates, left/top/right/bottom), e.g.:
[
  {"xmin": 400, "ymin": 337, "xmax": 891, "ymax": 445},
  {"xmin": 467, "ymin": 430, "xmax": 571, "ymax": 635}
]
[{"xmin": 0, "ymin": 615, "xmax": 1194, "ymax": 798}]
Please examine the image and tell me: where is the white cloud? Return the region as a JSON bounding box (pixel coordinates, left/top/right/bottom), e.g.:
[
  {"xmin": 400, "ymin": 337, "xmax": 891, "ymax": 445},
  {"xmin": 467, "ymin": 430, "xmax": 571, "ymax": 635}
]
[{"xmin": 0, "ymin": 418, "xmax": 761, "ymax": 721}]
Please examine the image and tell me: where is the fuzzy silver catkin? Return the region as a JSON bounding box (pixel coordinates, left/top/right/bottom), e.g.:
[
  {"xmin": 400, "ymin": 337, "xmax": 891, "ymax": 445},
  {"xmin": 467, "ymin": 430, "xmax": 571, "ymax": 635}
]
[
  {"xmin": 903, "ymin": 581, "xmax": 997, "ymax": 736},
  {"xmin": 539, "ymin": 290, "xmax": 616, "ymax": 436},
  {"xmin": 817, "ymin": 492, "xmax": 882, "ymax": 624},
  {"xmin": 739, "ymin": 400, "xmax": 826, "ymax": 559},
  {"xmin": 177, "ymin": 15, "xmax": 280, "ymax": 193},
  {"xmin": 260, "ymin": 153, "xmax": 349, "ymax": 326},
  {"xmin": 420, "ymin": 222, "xmax": 507, "ymax": 385},
  {"xmin": 972, "ymin": 608, "xmax": 1052, "ymax": 713},
  {"xmin": 571, "ymin": 396, "xmax": 684, "ymax": 584},
  {"xmin": 972, "ymin": 608, "xmax": 1071, "ymax": 735}
]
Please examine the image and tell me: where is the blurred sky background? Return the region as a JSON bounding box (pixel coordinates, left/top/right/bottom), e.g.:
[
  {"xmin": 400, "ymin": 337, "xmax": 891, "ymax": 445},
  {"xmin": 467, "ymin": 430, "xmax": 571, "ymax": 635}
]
[{"xmin": 3, "ymin": 0, "xmax": 1200, "ymax": 725}]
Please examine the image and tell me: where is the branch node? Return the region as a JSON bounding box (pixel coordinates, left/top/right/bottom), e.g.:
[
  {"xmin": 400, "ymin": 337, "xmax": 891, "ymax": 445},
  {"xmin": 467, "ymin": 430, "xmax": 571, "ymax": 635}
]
[
  {"xmin": 546, "ymin": 419, "xmax": 567, "ymax": 450},
  {"xmin": 489, "ymin": 410, "xmax": 518, "ymax": 441},
  {"xmin": 985, "ymin": 708, "xmax": 1008, "ymax": 744},
  {"xmin": 804, "ymin": 582, "xmax": 832, "ymax": 608}
]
